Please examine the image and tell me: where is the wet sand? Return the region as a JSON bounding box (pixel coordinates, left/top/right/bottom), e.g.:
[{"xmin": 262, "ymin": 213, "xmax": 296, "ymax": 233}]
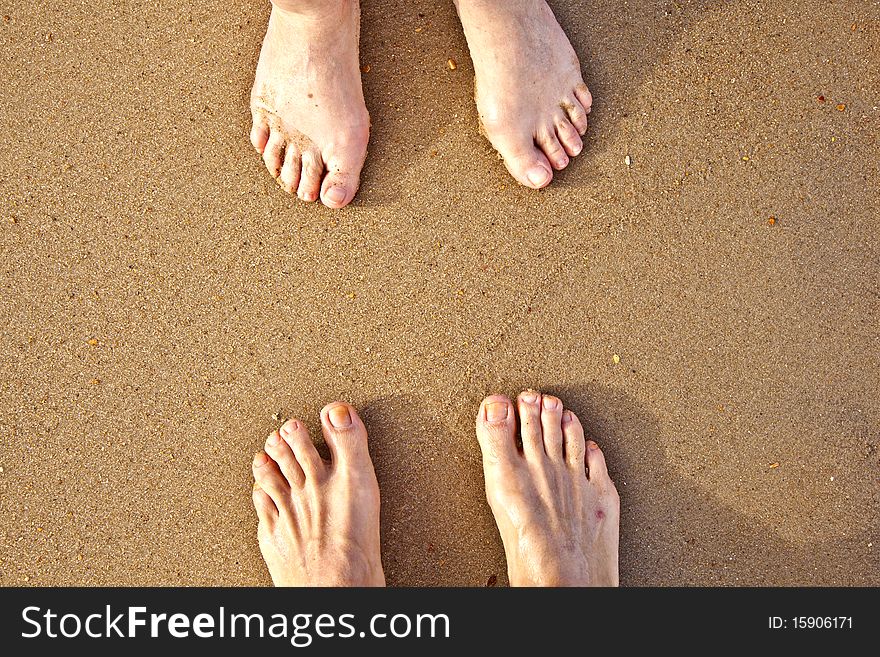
[{"xmin": 1, "ymin": 0, "xmax": 878, "ymax": 585}]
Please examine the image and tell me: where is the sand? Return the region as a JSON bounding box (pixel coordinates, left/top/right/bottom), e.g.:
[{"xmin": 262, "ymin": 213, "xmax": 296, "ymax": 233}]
[{"xmin": 1, "ymin": 0, "xmax": 878, "ymax": 586}]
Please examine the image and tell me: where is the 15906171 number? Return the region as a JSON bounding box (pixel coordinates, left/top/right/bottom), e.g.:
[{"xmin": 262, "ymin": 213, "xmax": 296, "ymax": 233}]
[{"xmin": 768, "ymin": 616, "xmax": 853, "ymax": 629}]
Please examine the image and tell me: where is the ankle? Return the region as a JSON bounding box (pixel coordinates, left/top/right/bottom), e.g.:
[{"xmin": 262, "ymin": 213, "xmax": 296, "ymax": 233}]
[{"xmin": 271, "ymin": 0, "xmax": 353, "ymax": 19}]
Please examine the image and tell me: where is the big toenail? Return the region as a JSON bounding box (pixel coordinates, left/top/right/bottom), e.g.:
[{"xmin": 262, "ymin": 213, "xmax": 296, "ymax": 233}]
[
  {"xmin": 543, "ymin": 396, "xmax": 558, "ymax": 410},
  {"xmin": 325, "ymin": 187, "xmax": 346, "ymax": 204},
  {"xmin": 486, "ymin": 401, "xmax": 509, "ymax": 422},
  {"xmin": 521, "ymin": 391, "xmax": 539, "ymax": 404},
  {"xmin": 253, "ymin": 452, "xmax": 269, "ymax": 467},
  {"xmin": 328, "ymin": 405, "xmax": 352, "ymax": 428},
  {"xmin": 526, "ymin": 167, "xmax": 550, "ymax": 186}
]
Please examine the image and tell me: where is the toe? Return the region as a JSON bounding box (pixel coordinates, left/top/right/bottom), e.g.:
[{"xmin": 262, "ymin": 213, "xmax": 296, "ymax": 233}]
[
  {"xmin": 485, "ymin": 129, "xmax": 554, "ymax": 189},
  {"xmin": 252, "ymin": 482, "xmax": 278, "ymax": 524},
  {"xmin": 574, "ymin": 83, "xmax": 593, "ymax": 115},
  {"xmin": 265, "ymin": 428, "xmax": 305, "ymax": 487},
  {"xmin": 252, "ymin": 451, "xmax": 289, "ymax": 502},
  {"xmin": 250, "ymin": 119, "xmax": 270, "ymax": 154},
  {"xmin": 540, "ymin": 394, "xmax": 564, "ymax": 460},
  {"xmin": 586, "ymin": 439, "xmax": 610, "ymax": 483},
  {"xmin": 517, "ymin": 390, "xmax": 545, "ymax": 460},
  {"xmin": 554, "ymin": 116, "xmax": 583, "ymax": 157},
  {"xmin": 297, "ymin": 149, "xmax": 324, "ymax": 202},
  {"xmin": 475, "ymin": 395, "xmax": 518, "ymax": 464},
  {"xmin": 319, "ymin": 144, "xmax": 366, "ymax": 209},
  {"xmin": 563, "ymin": 96, "xmax": 589, "ymax": 135},
  {"xmin": 536, "ymin": 126, "xmax": 570, "ymax": 170},
  {"xmin": 263, "ymin": 131, "xmax": 285, "ymax": 178},
  {"xmin": 279, "ymin": 145, "xmax": 302, "ymax": 194},
  {"xmin": 320, "ymin": 401, "xmax": 371, "ymax": 466},
  {"xmin": 279, "ymin": 419, "xmax": 324, "ymax": 481},
  {"xmin": 562, "ymin": 410, "xmax": 586, "ymax": 470}
]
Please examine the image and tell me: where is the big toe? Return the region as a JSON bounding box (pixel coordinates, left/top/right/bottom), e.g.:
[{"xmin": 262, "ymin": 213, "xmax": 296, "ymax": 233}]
[
  {"xmin": 485, "ymin": 128, "xmax": 554, "ymax": 189},
  {"xmin": 320, "ymin": 401, "xmax": 371, "ymax": 467},
  {"xmin": 476, "ymin": 395, "xmax": 519, "ymax": 464},
  {"xmin": 320, "ymin": 144, "xmax": 366, "ymax": 209}
]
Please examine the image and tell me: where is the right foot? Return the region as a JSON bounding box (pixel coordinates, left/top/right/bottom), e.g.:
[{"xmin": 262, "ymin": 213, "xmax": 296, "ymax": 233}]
[
  {"xmin": 252, "ymin": 402, "xmax": 385, "ymax": 586},
  {"xmin": 476, "ymin": 392, "xmax": 620, "ymax": 586},
  {"xmin": 250, "ymin": 0, "xmax": 370, "ymax": 208}
]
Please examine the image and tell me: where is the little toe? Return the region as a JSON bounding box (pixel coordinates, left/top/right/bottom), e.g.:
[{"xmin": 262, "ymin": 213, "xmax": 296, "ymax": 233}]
[
  {"xmin": 297, "ymin": 149, "xmax": 324, "ymax": 202},
  {"xmin": 540, "ymin": 394, "xmax": 564, "ymax": 460},
  {"xmin": 319, "ymin": 401, "xmax": 372, "ymax": 467},
  {"xmin": 536, "ymin": 126, "xmax": 570, "ymax": 170},
  {"xmin": 279, "ymin": 146, "xmax": 302, "ymax": 194},
  {"xmin": 574, "ymin": 83, "xmax": 593, "ymax": 115},
  {"xmin": 475, "ymin": 395, "xmax": 518, "ymax": 464},
  {"xmin": 279, "ymin": 419, "xmax": 324, "ymax": 481},
  {"xmin": 252, "ymin": 451, "xmax": 289, "ymax": 502},
  {"xmin": 250, "ymin": 118, "xmax": 270, "ymax": 154},
  {"xmin": 517, "ymin": 390, "xmax": 545, "ymax": 460},
  {"xmin": 263, "ymin": 131, "xmax": 285, "ymax": 178},
  {"xmin": 586, "ymin": 440, "xmax": 610, "ymax": 484},
  {"xmin": 252, "ymin": 482, "xmax": 278, "ymax": 525},
  {"xmin": 554, "ymin": 116, "xmax": 583, "ymax": 157},
  {"xmin": 265, "ymin": 428, "xmax": 304, "ymax": 487},
  {"xmin": 562, "ymin": 410, "xmax": 586, "ymax": 471}
]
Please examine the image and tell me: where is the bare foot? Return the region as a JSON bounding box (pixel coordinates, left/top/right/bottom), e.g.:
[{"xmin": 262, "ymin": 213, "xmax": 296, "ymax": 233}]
[
  {"xmin": 454, "ymin": 0, "xmax": 592, "ymax": 189},
  {"xmin": 250, "ymin": 0, "xmax": 369, "ymax": 208},
  {"xmin": 251, "ymin": 402, "xmax": 384, "ymax": 586},
  {"xmin": 476, "ymin": 392, "xmax": 619, "ymax": 586}
]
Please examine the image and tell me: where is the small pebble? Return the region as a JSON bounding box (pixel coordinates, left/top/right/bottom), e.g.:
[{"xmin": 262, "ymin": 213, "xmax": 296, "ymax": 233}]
[
  {"xmin": 612, "ymin": 354, "xmax": 621, "ymax": 364},
  {"xmin": 836, "ymin": 103, "xmax": 846, "ymax": 112},
  {"xmin": 446, "ymin": 58, "xmax": 457, "ymax": 70},
  {"xmin": 624, "ymin": 154, "xmax": 632, "ymax": 166},
  {"xmin": 768, "ymin": 216, "xmax": 776, "ymax": 226}
]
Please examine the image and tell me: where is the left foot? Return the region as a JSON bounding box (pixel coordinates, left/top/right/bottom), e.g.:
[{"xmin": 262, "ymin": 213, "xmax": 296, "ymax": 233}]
[
  {"xmin": 251, "ymin": 402, "xmax": 385, "ymax": 586},
  {"xmin": 454, "ymin": 0, "xmax": 592, "ymax": 189}
]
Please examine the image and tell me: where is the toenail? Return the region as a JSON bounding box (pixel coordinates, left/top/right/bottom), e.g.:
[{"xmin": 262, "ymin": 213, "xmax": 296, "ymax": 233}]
[
  {"xmin": 485, "ymin": 401, "xmax": 509, "ymax": 422},
  {"xmin": 562, "ymin": 411, "xmax": 573, "ymax": 425},
  {"xmin": 572, "ymin": 144, "xmax": 583, "ymax": 155},
  {"xmin": 325, "ymin": 186, "xmax": 346, "ymax": 204},
  {"xmin": 526, "ymin": 167, "xmax": 550, "ymax": 187},
  {"xmin": 267, "ymin": 432, "xmax": 281, "ymax": 446},
  {"xmin": 253, "ymin": 452, "xmax": 268, "ymax": 467},
  {"xmin": 328, "ymin": 404, "xmax": 352, "ymax": 428},
  {"xmin": 280, "ymin": 420, "xmax": 297, "ymax": 437},
  {"xmin": 521, "ymin": 391, "xmax": 539, "ymax": 404},
  {"xmin": 543, "ymin": 396, "xmax": 559, "ymax": 410},
  {"xmin": 588, "ymin": 441, "xmax": 599, "ymax": 450}
]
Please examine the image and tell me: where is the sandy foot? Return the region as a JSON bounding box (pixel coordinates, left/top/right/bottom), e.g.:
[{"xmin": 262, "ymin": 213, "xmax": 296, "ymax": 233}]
[
  {"xmin": 454, "ymin": 0, "xmax": 593, "ymax": 188},
  {"xmin": 250, "ymin": 0, "xmax": 369, "ymax": 208},
  {"xmin": 252, "ymin": 402, "xmax": 384, "ymax": 586},
  {"xmin": 476, "ymin": 391, "xmax": 619, "ymax": 586}
]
